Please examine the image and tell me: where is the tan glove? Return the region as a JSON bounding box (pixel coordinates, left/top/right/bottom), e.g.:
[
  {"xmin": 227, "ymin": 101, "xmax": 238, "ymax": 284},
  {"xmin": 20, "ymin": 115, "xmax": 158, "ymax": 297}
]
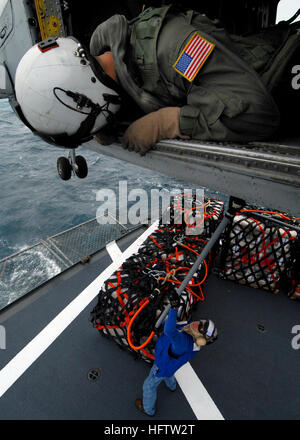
[{"xmin": 122, "ymin": 107, "xmax": 190, "ymax": 156}]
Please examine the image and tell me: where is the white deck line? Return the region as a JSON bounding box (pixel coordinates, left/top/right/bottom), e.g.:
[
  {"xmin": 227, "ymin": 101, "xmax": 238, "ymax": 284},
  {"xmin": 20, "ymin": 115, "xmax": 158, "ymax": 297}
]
[
  {"xmin": 0, "ymin": 221, "xmax": 158, "ymax": 399},
  {"xmin": 106, "ymin": 240, "xmax": 123, "ymax": 262},
  {"xmin": 175, "ymin": 363, "xmax": 224, "ymax": 420},
  {"xmin": 0, "ymin": 219, "xmax": 225, "ymax": 420}
]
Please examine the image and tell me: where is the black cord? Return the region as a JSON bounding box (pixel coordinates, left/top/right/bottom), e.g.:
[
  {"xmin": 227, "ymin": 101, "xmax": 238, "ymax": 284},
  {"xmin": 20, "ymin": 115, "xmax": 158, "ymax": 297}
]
[
  {"xmin": 286, "ymin": 8, "xmax": 300, "ymax": 24},
  {"xmin": 53, "ymin": 87, "xmax": 91, "ymax": 114},
  {"xmin": 53, "ymin": 87, "xmax": 112, "ymax": 115},
  {"xmin": 52, "ymin": 86, "xmax": 118, "ymax": 128}
]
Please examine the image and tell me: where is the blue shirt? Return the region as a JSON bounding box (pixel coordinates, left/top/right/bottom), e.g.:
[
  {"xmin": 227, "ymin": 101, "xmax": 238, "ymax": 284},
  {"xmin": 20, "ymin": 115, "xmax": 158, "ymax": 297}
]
[{"xmin": 154, "ymin": 308, "xmax": 200, "ymax": 377}]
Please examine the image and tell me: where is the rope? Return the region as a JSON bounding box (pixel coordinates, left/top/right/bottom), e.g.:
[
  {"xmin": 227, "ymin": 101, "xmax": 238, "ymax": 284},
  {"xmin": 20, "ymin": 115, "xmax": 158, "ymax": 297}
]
[
  {"xmin": 127, "ymin": 299, "xmax": 155, "ymax": 350},
  {"xmin": 90, "ymin": 196, "xmax": 225, "ymax": 363},
  {"xmin": 91, "ymin": 200, "xmax": 300, "ymax": 363},
  {"xmin": 219, "ymin": 206, "xmax": 300, "ymax": 295}
]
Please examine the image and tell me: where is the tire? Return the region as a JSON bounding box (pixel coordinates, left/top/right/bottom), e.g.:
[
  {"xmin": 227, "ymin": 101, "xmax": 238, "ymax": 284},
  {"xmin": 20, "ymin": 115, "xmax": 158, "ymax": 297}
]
[
  {"xmin": 57, "ymin": 157, "xmax": 72, "ymax": 181},
  {"xmin": 75, "ymin": 155, "xmax": 88, "ymax": 179}
]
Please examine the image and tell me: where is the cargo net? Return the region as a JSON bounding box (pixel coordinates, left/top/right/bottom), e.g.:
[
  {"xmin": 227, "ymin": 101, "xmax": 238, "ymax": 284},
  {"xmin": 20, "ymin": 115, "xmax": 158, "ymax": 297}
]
[
  {"xmin": 90, "ymin": 196, "xmax": 224, "ymax": 363},
  {"xmin": 287, "ymin": 227, "xmax": 300, "ymax": 300},
  {"xmin": 217, "ymin": 206, "xmax": 300, "ymax": 298}
]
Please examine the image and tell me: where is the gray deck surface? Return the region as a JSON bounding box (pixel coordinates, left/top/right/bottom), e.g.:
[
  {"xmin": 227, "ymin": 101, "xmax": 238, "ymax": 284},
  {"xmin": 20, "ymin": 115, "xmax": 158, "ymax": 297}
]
[{"xmin": 0, "ymin": 227, "xmax": 299, "ymax": 420}]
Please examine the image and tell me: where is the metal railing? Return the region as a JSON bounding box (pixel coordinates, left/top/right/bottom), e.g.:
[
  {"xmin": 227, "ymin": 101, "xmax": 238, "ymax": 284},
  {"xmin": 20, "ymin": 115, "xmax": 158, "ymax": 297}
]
[{"xmin": 0, "ymin": 214, "xmax": 138, "ymax": 311}]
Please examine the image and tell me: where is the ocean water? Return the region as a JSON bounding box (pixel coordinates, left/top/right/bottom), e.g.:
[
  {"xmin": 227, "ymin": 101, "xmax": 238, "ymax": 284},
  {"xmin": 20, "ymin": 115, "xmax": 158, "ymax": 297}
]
[
  {"xmin": 0, "ymin": 99, "xmax": 227, "ymax": 307},
  {"xmin": 0, "ymin": 99, "xmax": 228, "ymax": 259}
]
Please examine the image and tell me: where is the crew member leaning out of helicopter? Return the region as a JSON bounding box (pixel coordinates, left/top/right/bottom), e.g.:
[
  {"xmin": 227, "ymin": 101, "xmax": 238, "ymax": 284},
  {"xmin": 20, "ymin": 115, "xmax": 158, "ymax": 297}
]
[
  {"xmin": 91, "ymin": 5, "xmax": 282, "ymax": 155},
  {"xmin": 15, "ymin": 6, "xmax": 290, "ymax": 157}
]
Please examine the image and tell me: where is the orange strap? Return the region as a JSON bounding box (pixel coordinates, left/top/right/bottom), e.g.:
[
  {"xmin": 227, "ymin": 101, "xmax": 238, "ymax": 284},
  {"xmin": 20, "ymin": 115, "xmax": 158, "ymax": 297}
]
[{"xmin": 127, "ymin": 299, "xmax": 155, "ymax": 350}]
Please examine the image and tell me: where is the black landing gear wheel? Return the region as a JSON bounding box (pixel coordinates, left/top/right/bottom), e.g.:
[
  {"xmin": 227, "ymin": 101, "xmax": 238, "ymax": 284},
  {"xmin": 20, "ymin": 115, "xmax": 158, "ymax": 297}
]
[
  {"xmin": 57, "ymin": 157, "xmax": 72, "ymax": 181},
  {"xmin": 74, "ymin": 155, "xmax": 88, "ymax": 178},
  {"xmin": 56, "ymin": 150, "xmax": 88, "ymax": 181}
]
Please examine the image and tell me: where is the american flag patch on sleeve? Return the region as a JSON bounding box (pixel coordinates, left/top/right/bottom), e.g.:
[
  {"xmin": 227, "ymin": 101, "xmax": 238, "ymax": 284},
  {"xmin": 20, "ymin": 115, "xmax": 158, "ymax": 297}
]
[{"xmin": 173, "ymin": 33, "xmax": 215, "ymax": 82}]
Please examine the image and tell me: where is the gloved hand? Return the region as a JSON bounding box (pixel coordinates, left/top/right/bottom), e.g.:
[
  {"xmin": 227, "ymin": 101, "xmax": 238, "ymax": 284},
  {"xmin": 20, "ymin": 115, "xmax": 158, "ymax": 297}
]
[
  {"xmin": 122, "ymin": 107, "xmax": 190, "ymax": 156},
  {"xmin": 168, "ymin": 290, "xmax": 181, "ymax": 309}
]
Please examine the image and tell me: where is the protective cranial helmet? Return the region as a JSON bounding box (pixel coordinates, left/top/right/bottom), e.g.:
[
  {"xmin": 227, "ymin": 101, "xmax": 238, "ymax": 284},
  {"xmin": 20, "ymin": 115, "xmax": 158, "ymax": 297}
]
[
  {"xmin": 201, "ymin": 320, "xmax": 218, "ymax": 344},
  {"xmin": 187, "ymin": 319, "xmax": 218, "ymax": 345},
  {"xmin": 15, "ymin": 37, "xmax": 121, "ymax": 147}
]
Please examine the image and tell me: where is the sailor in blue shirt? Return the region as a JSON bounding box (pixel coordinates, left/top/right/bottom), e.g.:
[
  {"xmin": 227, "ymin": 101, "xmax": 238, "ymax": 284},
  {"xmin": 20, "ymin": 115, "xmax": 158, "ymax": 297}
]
[{"xmin": 135, "ymin": 294, "xmax": 218, "ymax": 416}]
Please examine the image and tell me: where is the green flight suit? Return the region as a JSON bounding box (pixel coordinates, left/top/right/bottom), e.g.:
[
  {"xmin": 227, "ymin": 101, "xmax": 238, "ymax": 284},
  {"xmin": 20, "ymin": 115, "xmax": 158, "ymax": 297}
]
[{"xmin": 90, "ymin": 5, "xmax": 282, "ymax": 142}]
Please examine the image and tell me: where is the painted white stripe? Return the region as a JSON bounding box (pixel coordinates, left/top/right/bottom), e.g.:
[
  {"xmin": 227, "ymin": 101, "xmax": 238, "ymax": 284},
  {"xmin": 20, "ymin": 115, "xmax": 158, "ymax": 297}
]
[
  {"xmin": 175, "ymin": 362, "xmax": 224, "ymax": 420},
  {"xmin": 106, "ymin": 240, "xmax": 122, "ymax": 262},
  {"xmin": 0, "ymin": 221, "xmax": 159, "ymax": 399}
]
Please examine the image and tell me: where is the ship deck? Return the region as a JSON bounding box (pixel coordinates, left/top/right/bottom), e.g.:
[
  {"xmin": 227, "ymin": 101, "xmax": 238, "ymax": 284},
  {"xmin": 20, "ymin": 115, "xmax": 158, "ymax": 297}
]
[{"xmin": 0, "ymin": 224, "xmax": 299, "ymax": 421}]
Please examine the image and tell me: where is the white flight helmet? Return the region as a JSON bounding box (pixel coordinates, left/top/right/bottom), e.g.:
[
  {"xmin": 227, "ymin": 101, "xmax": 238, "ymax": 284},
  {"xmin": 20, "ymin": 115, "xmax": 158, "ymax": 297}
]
[{"xmin": 15, "ymin": 37, "xmax": 121, "ymax": 146}]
